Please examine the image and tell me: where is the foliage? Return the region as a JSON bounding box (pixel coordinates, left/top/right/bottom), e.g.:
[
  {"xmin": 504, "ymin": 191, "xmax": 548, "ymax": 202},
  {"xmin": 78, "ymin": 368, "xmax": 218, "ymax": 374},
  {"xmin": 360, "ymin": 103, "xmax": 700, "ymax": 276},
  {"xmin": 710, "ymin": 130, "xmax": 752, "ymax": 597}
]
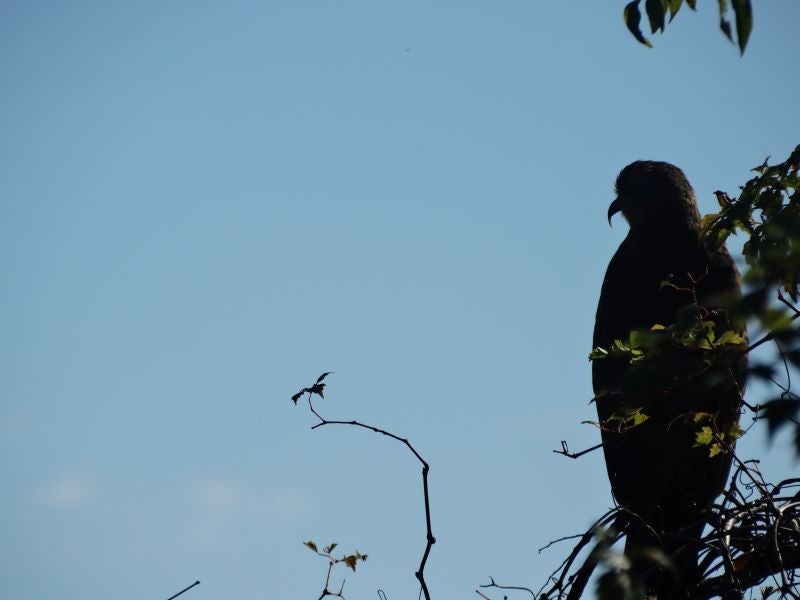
[
  {"xmin": 303, "ymin": 541, "xmax": 368, "ymax": 573},
  {"xmin": 591, "ymin": 146, "xmax": 800, "ymax": 456},
  {"xmin": 580, "ymin": 146, "xmax": 800, "ymax": 598},
  {"xmin": 623, "ymin": 0, "xmax": 753, "ymax": 54},
  {"xmin": 589, "ymin": 289, "xmax": 748, "ymax": 455},
  {"xmin": 703, "ymin": 146, "xmax": 800, "ymax": 454},
  {"xmin": 303, "ymin": 539, "xmax": 368, "ymax": 600}
]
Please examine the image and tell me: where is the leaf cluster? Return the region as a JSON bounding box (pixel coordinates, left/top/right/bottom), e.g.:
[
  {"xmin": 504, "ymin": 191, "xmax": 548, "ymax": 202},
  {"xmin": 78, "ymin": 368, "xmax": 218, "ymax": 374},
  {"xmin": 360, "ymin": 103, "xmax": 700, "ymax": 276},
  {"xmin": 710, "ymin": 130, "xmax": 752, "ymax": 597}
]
[
  {"xmin": 702, "ymin": 146, "xmax": 800, "ymax": 453},
  {"xmin": 623, "ymin": 0, "xmax": 753, "ymax": 54},
  {"xmin": 591, "ymin": 307, "xmax": 746, "ymax": 442},
  {"xmin": 704, "ymin": 147, "xmax": 800, "ymax": 303},
  {"xmin": 304, "ymin": 540, "xmax": 368, "ymax": 572},
  {"xmin": 291, "ymin": 372, "xmax": 333, "ymax": 404}
]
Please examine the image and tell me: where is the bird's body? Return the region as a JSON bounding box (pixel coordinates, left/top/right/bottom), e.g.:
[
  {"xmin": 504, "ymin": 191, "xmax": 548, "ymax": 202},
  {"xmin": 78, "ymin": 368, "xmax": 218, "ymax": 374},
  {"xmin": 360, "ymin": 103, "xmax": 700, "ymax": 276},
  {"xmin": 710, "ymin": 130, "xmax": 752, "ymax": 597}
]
[{"xmin": 593, "ymin": 161, "xmax": 746, "ymax": 598}]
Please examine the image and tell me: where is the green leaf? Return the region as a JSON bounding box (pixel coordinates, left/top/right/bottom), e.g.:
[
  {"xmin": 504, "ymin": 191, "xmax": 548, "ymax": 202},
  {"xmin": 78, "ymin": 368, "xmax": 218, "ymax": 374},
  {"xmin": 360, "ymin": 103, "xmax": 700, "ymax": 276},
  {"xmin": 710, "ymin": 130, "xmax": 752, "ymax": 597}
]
[
  {"xmin": 731, "ymin": 0, "xmax": 752, "ymax": 54},
  {"xmin": 716, "ymin": 330, "xmax": 746, "ymax": 346},
  {"xmin": 709, "ymin": 443, "xmax": 723, "ymax": 457},
  {"xmin": 685, "ymin": 0, "xmax": 696, "ymax": 9},
  {"xmin": 667, "ymin": 0, "xmax": 683, "ymax": 22},
  {"xmin": 624, "ymin": 1, "xmax": 653, "ymax": 47},
  {"xmin": 645, "ymin": 0, "xmax": 667, "ymax": 33},
  {"xmin": 725, "ymin": 422, "xmax": 745, "ymax": 440},
  {"xmin": 589, "ymin": 347, "xmax": 609, "ymax": 360},
  {"xmin": 694, "ymin": 426, "xmax": 714, "ymax": 446},
  {"xmin": 629, "ymin": 411, "xmax": 649, "ymax": 427},
  {"xmin": 614, "ymin": 339, "xmax": 631, "ymax": 352},
  {"xmin": 714, "ymin": 191, "xmax": 732, "ymax": 207}
]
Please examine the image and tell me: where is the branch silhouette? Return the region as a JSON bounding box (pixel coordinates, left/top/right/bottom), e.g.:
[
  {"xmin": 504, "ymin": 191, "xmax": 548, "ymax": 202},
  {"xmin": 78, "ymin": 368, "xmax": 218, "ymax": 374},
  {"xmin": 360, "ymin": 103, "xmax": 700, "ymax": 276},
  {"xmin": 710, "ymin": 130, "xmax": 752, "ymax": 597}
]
[
  {"xmin": 292, "ymin": 373, "xmax": 436, "ymax": 600},
  {"xmin": 166, "ymin": 580, "xmax": 200, "ymax": 600}
]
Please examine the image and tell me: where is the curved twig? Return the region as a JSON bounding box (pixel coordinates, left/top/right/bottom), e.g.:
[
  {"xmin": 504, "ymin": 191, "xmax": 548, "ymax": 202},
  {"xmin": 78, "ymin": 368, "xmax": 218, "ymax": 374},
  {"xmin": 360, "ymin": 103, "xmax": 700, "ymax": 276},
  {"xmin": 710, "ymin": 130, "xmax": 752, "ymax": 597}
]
[{"xmin": 294, "ymin": 376, "xmax": 435, "ymax": 600}]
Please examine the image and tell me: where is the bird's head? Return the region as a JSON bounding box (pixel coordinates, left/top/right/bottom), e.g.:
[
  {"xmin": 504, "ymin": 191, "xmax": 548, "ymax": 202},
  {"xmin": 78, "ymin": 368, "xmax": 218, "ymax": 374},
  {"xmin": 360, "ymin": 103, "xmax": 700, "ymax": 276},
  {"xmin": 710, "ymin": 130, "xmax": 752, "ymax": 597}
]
[{"xmin": 608, "ymin": 161, "xmax": 702, "ymax": 235}]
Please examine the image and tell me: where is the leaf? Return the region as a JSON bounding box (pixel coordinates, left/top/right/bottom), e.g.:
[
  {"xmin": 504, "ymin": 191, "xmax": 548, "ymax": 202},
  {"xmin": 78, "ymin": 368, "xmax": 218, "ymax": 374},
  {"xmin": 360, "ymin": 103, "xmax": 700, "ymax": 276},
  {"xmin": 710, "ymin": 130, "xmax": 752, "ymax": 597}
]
[
  {"xmin": 316, "ymin": 371, "xmax": 333, "ymax": 384},
  {"xmin": 645, "ymin": 0, "xmax": 667, "ymax": 33},
  {"xmin": 731, "ymin": 0, "xmax": 752, "ymax": 54},
  {"xmin": 748, "ymin": 363, "xmax": 776, "ymax": 381},
  {"xmin": 694, "ymin": 426, "xmax": 714, "ymax": 447},
  {"xmin": 309, "ymin": 382, "xmax": 326, "ymax": 398},
  {"xmin": 304, "ymin": 540, "xmax": 318, "ymax": 553},
  {"xmin": 725, "ymin": 422, "xmax": 745, "ymax": 440},
  {"xmin": 709, "ymin": 443, "xmax": 723, "ymax": 457},
  {"xmin": 624, "ymin": 1, "xmax": 653, "ymax": 47},
  {"xmin": 628, "ymin": 411, "xmax": 649, "ymax": 427},
  {"xmin": 715, "ymin": 330, "xmax": 746, "ymax": 346},
  {"xmin": 761, "ymin": 398, "xmax": 800, "ymax": 436},
  {"xmin": 667, "ymin": 0, "xmax": 683, "ymax": 22},
  {"xmin": 719, "ymin": 17, "xmax": 733, "ymax": 43},
  {"xmin": 291, "ymin": 389, "xmax": 307, "ymax": 404},
  {"xmin": 323, "ymin": 543, "xmax": 337, "ymax": 554},
  {"xmin": 613, "ymin": 339, "xmax": 631, "ymax": 352}
]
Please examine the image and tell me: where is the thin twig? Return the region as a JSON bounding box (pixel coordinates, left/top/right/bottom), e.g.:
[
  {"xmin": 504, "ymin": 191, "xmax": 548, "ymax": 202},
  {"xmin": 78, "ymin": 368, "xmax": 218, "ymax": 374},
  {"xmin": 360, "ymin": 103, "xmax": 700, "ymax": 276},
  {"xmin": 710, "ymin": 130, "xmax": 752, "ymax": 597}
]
[
  {"xmin": 552, "ymin": 440, "xmax": 603, "ymax": 459},
  {"xmin": 296, "ymin": 376, "xmax": 435, "ymax": 600},
  {"xmin": 538, "ymin": 534, "xmax": 585, "ymax": 554},
  {"xmin": 166, "ymin": 581, "xmax": 200, "ymax": 600},
  {"xmin": 479, "ymin": 575, "xmax": 536, "ymax": 598}
]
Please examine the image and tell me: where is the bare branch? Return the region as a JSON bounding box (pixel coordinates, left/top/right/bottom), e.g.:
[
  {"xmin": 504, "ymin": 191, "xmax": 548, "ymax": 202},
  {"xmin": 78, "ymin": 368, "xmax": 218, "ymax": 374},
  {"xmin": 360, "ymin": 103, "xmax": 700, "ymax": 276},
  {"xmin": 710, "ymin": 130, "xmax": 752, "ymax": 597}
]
[
  {"xmin": 293, "ymin": 374, "xmax": 435, "ymax": 600},
  {"xmin": 166, "ymin": 581, "xmax": 200, "ymax": 600},
  {"xmin": 479, "ymin": 575, "xmax": 536, "ymax": 598},
  {"xmin": 552, "ymin": 440, "xmax": 603, "ymax": 459}
]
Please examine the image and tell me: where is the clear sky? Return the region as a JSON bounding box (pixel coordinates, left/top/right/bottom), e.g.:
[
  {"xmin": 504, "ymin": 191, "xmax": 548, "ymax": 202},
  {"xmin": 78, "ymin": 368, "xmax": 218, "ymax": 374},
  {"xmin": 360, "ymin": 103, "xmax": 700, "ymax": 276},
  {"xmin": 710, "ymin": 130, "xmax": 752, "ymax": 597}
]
[{"xmin": 1, "ymin": 2, "xmax": 799, "ymax": 599}]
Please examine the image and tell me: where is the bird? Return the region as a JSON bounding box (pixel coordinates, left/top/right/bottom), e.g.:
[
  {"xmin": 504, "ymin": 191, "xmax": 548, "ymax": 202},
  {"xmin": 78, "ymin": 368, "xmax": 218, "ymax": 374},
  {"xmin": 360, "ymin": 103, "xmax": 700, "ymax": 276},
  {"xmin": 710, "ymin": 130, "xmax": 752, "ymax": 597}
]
[{"xmin": 593, "ymin": 161, "xmax": 747, "ymax": 598}]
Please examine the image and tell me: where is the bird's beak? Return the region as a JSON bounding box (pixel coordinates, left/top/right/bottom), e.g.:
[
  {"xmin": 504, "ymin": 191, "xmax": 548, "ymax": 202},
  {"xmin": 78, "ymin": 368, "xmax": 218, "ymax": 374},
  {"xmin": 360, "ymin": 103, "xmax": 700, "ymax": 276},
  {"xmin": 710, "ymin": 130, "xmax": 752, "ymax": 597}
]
[{"xmin": 607, "ymin": 196, "xmax": 623, "ymax": 226}]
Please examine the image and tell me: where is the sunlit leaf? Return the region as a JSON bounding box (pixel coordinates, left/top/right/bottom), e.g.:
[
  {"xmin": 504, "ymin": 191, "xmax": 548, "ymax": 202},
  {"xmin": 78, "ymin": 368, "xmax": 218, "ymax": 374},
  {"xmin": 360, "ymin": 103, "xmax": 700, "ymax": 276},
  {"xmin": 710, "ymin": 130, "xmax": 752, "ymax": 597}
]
[
  {"xmin": 716, "ymin": 330, "xmax": 746, "ymax": 346},
  {"xmin": 667, "ymin": 0, "xmax": 683, "ymax": 22},
  {"xmin": 694, "ymin": 426, "xmax": 714, "ymax": 447}
]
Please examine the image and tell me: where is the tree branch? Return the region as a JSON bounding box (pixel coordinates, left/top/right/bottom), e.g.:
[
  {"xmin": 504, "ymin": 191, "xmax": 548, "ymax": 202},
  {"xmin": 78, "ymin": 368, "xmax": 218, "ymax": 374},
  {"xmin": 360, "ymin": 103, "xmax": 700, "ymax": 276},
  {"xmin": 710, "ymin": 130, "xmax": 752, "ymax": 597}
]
[{"xmin": 293, "ymin": 375, "xmax": 435, "ymax": 600}]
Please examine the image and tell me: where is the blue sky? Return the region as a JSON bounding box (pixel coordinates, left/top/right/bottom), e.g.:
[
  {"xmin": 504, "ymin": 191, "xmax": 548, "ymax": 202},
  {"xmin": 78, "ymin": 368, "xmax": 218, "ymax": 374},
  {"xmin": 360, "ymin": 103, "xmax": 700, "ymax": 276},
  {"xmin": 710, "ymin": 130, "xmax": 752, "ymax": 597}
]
[{"xmin": 1, "ymin": 2, "xmax": 799, "ymax": 599}]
